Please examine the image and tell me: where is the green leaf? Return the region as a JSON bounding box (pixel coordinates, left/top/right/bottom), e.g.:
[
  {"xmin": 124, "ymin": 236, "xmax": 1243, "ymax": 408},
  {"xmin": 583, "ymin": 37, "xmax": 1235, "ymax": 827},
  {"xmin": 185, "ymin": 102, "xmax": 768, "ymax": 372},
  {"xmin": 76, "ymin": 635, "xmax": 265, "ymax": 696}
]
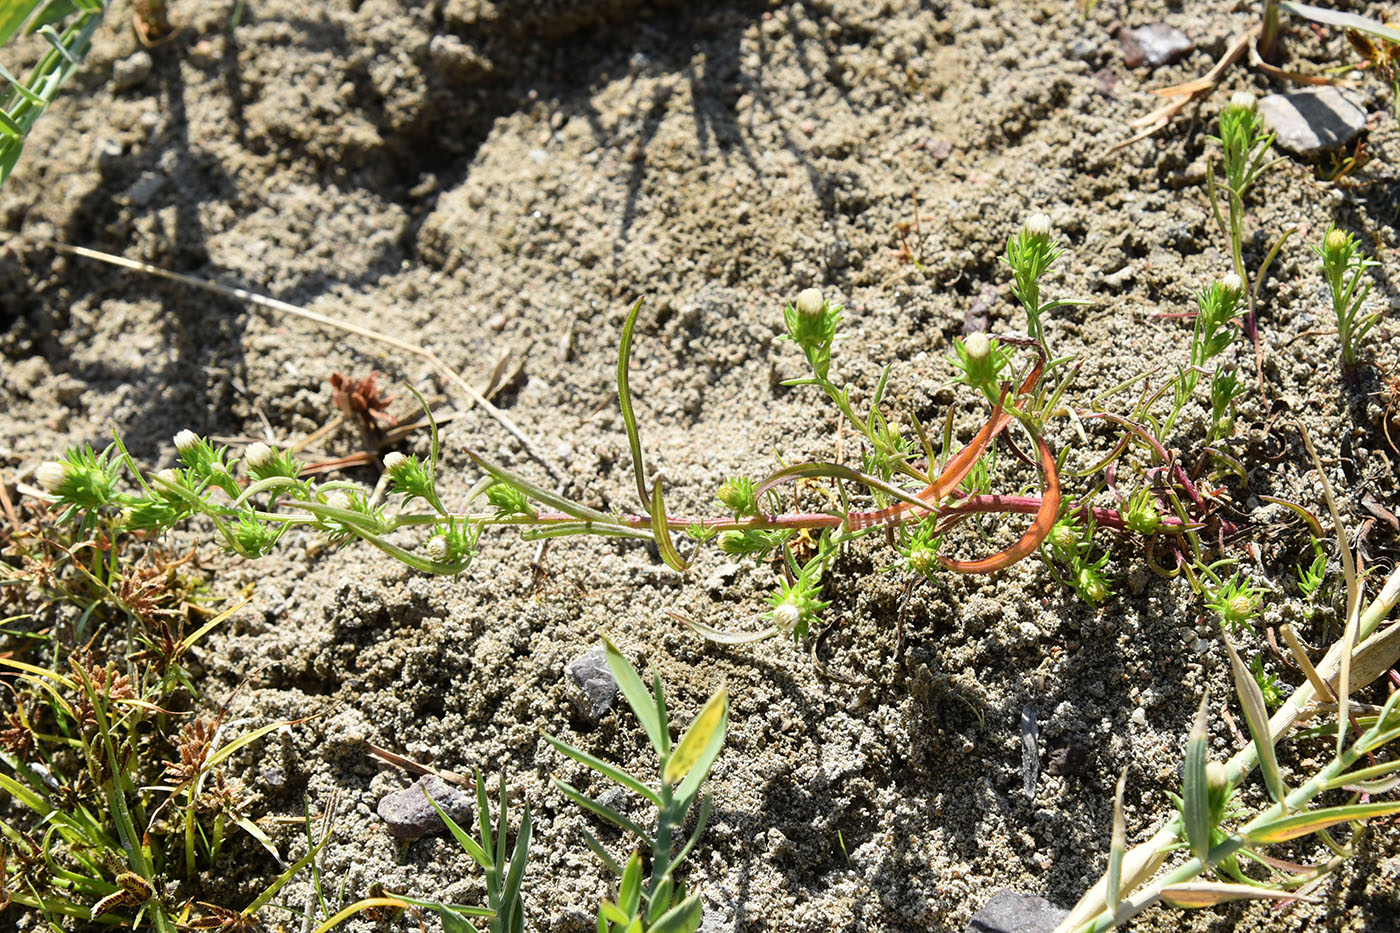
[
  {"xmin": 552, "ymin": 778, "xmax": 653, "ymax": 846},
  {"xmin": 616, "ymin": 296, "xmax": 651, "ymax": 509},
  {"xmin": 602, "ymin": 637, "xmax": 666, "ymax": 759},
  {"xmin": 1182, "ymin": 692, "xmax": 1212, "ymax": 865},
  {"xmin": 664, "ymin": 688, "xmax": 728, "ymax": 787},
  {"xmin": 1246, "ymin": 800, "xmax": 1400, "ymax": 844},
  {"xmin": 649, "ymin": 892, "xmax": 703, "ymax": 933},
  {"xmin": 619, "ymin": 850, "xmax": 643, "ymax": 917},
  {"xmin": 676, "ymin": 695, "xmax": 729, "ymax": 804},
  {"xmin": 424, "ymin": 784, "xmax": 490, "ymax": 869},
  {"xmin": 1223, "ymin": 635, "xmax": 1286, "ymax": 803},
  {"xmin": 544, "ymin": 735, "xmax": 661, "ymax": 807}
]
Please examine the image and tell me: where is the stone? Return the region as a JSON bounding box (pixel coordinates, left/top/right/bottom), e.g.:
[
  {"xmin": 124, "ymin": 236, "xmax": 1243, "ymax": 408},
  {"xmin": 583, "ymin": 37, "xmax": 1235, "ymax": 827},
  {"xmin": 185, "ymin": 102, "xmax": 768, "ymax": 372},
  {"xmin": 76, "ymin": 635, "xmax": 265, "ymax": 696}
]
[
  {"xmin": 567, "ymin": 647, "xmax": 619, "ymax": 723},
  {"xmin": 1118, "ymin": 24, "xmax": 1193, "ymax": 68},
  {"xmin": 966, "ymin": 891, "xmax": 1068, "ymax": 933},
  {"xmin": 1258, "ymin": 87, "xmax": 1367, "ymax": 159},
  {"xmin": 376, "ymin": 774, "xmax": 473, "ymax": 841},
  {"xmin": 112, "ymin": 51, "xmax": 153, "ymax": 92}
]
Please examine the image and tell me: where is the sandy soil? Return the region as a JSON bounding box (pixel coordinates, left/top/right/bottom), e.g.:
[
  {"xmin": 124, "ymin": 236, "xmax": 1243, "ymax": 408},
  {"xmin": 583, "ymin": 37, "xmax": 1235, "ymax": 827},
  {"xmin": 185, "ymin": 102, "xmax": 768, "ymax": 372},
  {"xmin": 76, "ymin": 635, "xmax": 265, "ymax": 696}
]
[{"xmin": 3, "ymin": 1, "xmax": 1400, "ymax": 931}]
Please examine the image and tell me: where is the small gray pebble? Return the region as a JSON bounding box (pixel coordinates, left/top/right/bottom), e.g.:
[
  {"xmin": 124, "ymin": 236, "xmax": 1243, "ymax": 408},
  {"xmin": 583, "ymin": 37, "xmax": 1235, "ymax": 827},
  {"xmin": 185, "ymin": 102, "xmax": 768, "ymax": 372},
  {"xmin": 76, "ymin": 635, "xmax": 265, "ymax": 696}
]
[
  {"xmin": 376, "ymin": 774, "xmax": 473, "ymax": 841},
  {"xmin": 112, "ymin": 51, "xmax": 153, "ymax": 92},
  {"xmin": 568, "ymin": 647, "xmax": 619, "ymax": 723},
  {"xmin": 966, "ymin": 891, "xmax": 1068, "ymax": 933}
]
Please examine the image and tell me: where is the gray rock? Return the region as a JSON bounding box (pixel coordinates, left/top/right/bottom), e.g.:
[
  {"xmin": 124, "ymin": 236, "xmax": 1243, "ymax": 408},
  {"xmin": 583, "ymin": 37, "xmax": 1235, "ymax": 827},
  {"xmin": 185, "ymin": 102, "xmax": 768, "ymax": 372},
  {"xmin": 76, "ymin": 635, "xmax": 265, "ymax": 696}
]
[
  {"xmin": 376, "ymin": 774, "xmax": 473, "ymax": 841},
  {"xmin": 1118, "ymin": 24, "xmax": 1194, "ymax": 68},
  {"xmin": 966, "ymin": 891, "xmax": 1068, "ymax": 933},
  {"xmin": 1258, "ymin": 87, "xmax": 1367, "ymax": 159},
  {"xmin": 112, "ymin": 51, "xmax": 153, "ymax": 92},
  {"xmin": 568, "ymin": 647, "xmax": 619, "ymax": 723}
]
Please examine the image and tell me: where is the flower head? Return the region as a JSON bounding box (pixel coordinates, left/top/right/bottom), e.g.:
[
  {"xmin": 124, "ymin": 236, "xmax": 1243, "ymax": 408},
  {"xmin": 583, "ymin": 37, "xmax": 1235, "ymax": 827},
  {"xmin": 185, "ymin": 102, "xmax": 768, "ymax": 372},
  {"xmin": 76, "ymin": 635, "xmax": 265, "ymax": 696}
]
[{"xmin": 794, "ymin": 287, "xmax": 825, "ymax": 320}]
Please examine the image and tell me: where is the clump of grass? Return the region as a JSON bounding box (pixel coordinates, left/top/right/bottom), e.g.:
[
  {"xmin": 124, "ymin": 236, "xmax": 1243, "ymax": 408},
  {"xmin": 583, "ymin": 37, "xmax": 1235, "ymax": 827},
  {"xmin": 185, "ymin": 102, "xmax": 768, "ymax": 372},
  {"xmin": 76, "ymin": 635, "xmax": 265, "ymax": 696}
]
[{"xmin": 0, "ymin": 470, "xmax": 309, "ymax": 928}]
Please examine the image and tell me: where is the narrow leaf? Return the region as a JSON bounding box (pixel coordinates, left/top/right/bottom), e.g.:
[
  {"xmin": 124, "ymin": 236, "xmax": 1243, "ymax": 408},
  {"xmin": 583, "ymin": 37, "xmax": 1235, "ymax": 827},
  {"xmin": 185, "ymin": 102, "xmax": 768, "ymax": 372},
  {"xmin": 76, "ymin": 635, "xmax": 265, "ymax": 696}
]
[
  {"xmin": 543, "ymin": 734, "xmax": 661, "ymax": 807},
  {"xmin": 602, "ymin": 637, "xmax": 665, "ymax": 759},
  {"xmin": 1158, "ymin": 881, "xmax": 1309, "ymax": 909},
  {"xmin": 1279, "ymin": 1, "xmax": 1400, "ymax": 43},
  {"xmin": 664, "ymin": 688, "xmax": 728, "ymax": 786},
  {"xmin": 649, "ymin": 892, "xmax": 703, "ymax": 933},
  {"xmin": 1247, "ymin": 800, "xmax": 1400, "ymax": 844},
  {"xmin": 1183, "ymin": 691, "xmax": 1212, "ymax": 865},
  {"xmin": 1223, "ymin": 634, "xmax": 1286, "ymax": 803}
]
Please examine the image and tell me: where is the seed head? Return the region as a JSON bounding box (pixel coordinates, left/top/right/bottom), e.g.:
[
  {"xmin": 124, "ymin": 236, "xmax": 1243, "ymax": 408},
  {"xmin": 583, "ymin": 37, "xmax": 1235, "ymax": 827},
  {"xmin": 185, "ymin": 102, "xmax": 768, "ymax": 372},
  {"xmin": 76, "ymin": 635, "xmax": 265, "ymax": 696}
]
[
  {"xmin": 794, "ymin": 287, "xmax": 825, "ymax": 319},
  {"xmin": 174, "ymin": 430, "xmax": 201, "ymax": 454},
  {"xmin": 36, "ymin": 461, "xmax": 68, "ymax": 493},
  {"xmin": 1024, "ymin": 213, "xmax": 1052, "ymax": 239},
  {"xmin": 243, "ymin": 442, "xmax": 274, "ymax": 472}
]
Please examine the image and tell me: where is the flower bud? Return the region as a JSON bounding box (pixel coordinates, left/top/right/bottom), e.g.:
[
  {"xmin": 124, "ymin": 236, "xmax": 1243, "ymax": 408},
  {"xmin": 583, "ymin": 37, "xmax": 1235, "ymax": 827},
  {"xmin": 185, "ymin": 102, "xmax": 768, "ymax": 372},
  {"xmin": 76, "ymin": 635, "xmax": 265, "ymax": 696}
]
[
  {"xmin": 243, "ymin": 442, "xmax": 274, "ymax": 473},
  {"xmin": 154, "ymin": 468, "xmax": 179, "ymax": 486},
  {"xmin": 1048, "ymin": 522, "xmax": 1078, "ymax": 554},
  {"xmin": 425, "ymin": 535, "xmax": 451, "ymax": 562},
  {"xmin": 1324, "ymin": 228, "xmax": 1349, "ymax": 253},
  {"xmin": 794, "ymin": 287, "xmax": 825, "ymax": 319},
  {"xmin": 1024, "ymin": 213, "xmax": 1052, "ymax": 239},
  {"xmin": 962, "ymin": 332, "xmax": 991, "ymax": 363},
  {"xmin": 323, "ymin": 490, "xmax": 354, "ymax": 511},
  {"xmin": 908, "ymin": 545, "xmax": 936, "ymax": 574},
  {"xmin": 772, "ymin": 602, "xmax": 802, "ymax": 633},
  {"xmin": 36, "ymin": 461, "xmax": 69, "ymax": 493},
  {"xmin": 1220, "ymin": 273, "xmax": 1243, "ymax": 296},
  {"xmin": 1228, "ymin": 91, "xmax": 1256, "ymax": 112},
  {"xmin": 174, "ymin": 430, "xmax": 201, "ymax": 454},
  {"xmin": 383, "ymin": 452, "xmax": 407, "ymax": 472}
]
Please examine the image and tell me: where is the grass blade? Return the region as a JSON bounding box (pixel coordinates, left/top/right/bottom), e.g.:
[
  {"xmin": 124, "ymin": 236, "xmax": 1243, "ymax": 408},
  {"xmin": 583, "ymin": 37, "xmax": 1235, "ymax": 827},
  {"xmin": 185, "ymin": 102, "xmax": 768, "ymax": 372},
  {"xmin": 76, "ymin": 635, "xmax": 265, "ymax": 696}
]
[
  {"xmin": 1223, "ymin": 634, "xmax": 1286, "ymax": 803},
  {"xmin": 1182, "ymin": 691, "xmax": 1212, "ymax": 865},
  {"xmin": 601, "ymin": 637, "xmax": 665, "ymax": 759}
]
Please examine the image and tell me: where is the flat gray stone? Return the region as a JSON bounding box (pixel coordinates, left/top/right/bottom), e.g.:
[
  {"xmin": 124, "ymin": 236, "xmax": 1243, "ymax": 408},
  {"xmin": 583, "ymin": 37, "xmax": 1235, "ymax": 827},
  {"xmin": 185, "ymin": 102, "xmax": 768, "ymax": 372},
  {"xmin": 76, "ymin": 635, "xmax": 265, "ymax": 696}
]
[
  {"xmin": 568, "ymin": 647, "xmax": 619, "ymax": 723},
  {"xmin": 1118, "ymin": 24, "xmax": 1193, "ymax": 68},
  {"xmin": 1258, "ymin": 87, "xmax": 1367, "ymax": 159},
  {"xmin": 966, "ymin": 891, "xmax": 1068, "ymax": 933},
  {"xmin": 376, "ymin": 774, "xmax": 473, "ymax": 841}
]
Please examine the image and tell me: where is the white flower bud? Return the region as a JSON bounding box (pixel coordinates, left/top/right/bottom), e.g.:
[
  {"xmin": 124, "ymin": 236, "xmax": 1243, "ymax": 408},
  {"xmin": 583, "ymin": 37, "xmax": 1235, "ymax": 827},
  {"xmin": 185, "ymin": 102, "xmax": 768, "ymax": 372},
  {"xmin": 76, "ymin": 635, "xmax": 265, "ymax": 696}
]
[
  {"xmin": 36, "ymin": 461, "xmax": 69, "ymax": 493},
  {"xmin": 425, "ymin": 535, "xmax": 451, "ymax": 562},
  {"xmin": 153, "ymin": 468, "xmax": 179, "ymax": 486},
  {"xmin": 1228, "ymin": 91, "xmax": 1256, "ymax": 112},
  {"xmin": 1325, "ymin": 228, "xmax": 1348, "ymax": 252},
  {"xmin": 243, "ymin": 442, "xmax": 274, "ymax": 472},
  {"xmin": 382, "ymin": 452, "xmax": 407, "ymax": 472},
  {"xmin": 1025, "ymin": 213, "xmax": 1052, "ymax": 238},
  {"xmin": 963, "ymin": 332, "xmax": 991, "ymax": 362},
  {"xmin": 794, "ymin": 287, "xmax": 825, "ymax": 319},
  {"xmin": 773, "ymin": 602, "xmax": 802, "ymax": 633},
  {"xmin": 1220, "ymin": 273, "xmax": 1243, "ymax": 295},
  {"xmin": 323, "ymin": 490, "xmax": 353, "ymax": 511},
  {"xmin": 174, "ymin": 430, "xmax": 201, "ymax": 454}
]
